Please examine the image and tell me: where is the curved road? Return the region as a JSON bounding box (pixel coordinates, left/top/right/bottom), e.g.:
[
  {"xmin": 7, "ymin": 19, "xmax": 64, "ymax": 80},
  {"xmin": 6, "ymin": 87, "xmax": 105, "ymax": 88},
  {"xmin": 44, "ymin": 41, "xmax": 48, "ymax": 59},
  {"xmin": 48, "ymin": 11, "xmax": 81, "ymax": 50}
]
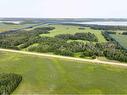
[{"xmin": 0, "ymin": 48, "xmax": 127, "ymax": 67}]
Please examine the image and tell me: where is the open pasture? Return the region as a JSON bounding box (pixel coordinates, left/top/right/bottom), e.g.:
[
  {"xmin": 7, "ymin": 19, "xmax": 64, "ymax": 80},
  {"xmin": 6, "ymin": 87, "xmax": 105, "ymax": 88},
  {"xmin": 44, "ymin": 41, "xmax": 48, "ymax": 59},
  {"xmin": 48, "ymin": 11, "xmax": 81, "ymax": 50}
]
[
  {"xmin": 110, "ymin": 34, "xmax": 127, "ymax": 49},
  {"xmin": 0, "ymin": 51, "xmax": 127, "ymax": 94},
  {"xmin": 41, "ymin": 25, "xmax": 107, "ymax": 43}
]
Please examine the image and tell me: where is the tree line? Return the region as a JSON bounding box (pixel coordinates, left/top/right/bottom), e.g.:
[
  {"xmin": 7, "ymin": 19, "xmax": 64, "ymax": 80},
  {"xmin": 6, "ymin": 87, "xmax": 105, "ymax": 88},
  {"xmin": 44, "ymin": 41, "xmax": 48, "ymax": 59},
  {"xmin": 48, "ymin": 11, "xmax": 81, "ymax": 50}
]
[
  {"xmin": 0, "ymin": 27, "xmax": 55, "ymax": 49},
  {"xmin": 27, "ymin": 36, "xmax": 127, "ymax": 62},
  {"xmin": 62, "ymin": 23, "xmax": 127, "ymax": 31},
  {"xmin": 0, "ymin": 73, "xmax": 22, "ymax": 95},
  {"xmin": 55, "ymin": 32, "xmax": 98, "ymax": 42},
  {"xmin": 101, "ymin": 31, "xmax": 127, "ymax": 62}
]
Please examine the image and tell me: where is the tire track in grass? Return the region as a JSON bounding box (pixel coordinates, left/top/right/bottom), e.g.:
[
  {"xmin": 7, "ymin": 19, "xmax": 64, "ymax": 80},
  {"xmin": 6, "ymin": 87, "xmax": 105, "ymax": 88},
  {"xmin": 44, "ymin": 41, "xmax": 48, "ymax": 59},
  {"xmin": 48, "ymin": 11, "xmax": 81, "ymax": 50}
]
[
  {"xmin": 0, "ymin": 48, "xmax": 127, "ymax": 67},
  {"xmin": 51, "ymin": 58, "xmax": 80, "ymax": 94}
]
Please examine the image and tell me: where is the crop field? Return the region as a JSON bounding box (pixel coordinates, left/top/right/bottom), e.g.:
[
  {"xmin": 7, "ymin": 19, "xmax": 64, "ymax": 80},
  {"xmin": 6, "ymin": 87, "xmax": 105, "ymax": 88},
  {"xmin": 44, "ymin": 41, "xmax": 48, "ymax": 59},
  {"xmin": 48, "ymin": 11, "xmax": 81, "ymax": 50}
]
[
  {"xmin": 110, "ymin": 34, "xmax": 127, "ymax": 49},
  {"xmin": 0, "ymin": 23, "xmax": 36, "ymax": 32},
  {"xmin": 0, "ymin": 51, "xmax": 127, "ymax": 94},
  {"xmin": 41, "ymin": 25, "xmax": 106, "ymax": 43}
]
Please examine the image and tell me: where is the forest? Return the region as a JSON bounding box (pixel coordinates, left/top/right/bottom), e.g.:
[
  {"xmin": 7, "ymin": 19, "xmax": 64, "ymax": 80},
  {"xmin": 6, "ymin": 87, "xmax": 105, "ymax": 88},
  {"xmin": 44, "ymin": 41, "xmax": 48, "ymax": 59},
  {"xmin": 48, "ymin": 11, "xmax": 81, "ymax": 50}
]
[
  {"xmin": 0, "ymin": 26, "xmax": 127, "ymax": 62},
  {"xmin": 62, "ymin": 23, "xmax": 127, "ymax": 30},
  {"xmin": 55, "ymin": 32, "xmax": 98, "ymax": 42}
]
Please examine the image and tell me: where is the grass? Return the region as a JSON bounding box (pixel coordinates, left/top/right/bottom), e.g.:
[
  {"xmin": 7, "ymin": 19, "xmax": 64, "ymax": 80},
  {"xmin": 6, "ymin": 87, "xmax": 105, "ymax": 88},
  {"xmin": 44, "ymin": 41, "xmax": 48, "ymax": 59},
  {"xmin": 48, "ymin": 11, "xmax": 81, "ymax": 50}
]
[
  {"xmin": 111, "ymin": 30, "xmax": 127, "ymax": 34},
  {"xmin": 0, "ymin": 51, "xmax": 127, "ymax": 94},
  {"xmin": 97, "ymin": 57, "xmax": 120, "ymax": 63},
  {"xmin": 67, "ymin": 40, "xmax": 96, "ymax": 44},
  {"xmin": 25, "ymin": 24, "xmax": 49, "ymax": 31},
  {"xmin": 41, "ymin": 25, "xmax": 106, "ymax": 43},
  {"xmin": 110, "ymin": 34, "xmax": 127, "ymax": 49},
  {"xmin": 22, "ymin": 43, "xmax": 39, "ymax": 51},
  {"xmin": 0, "ymin": 23, "xmax": 36, "ymax": 32}
]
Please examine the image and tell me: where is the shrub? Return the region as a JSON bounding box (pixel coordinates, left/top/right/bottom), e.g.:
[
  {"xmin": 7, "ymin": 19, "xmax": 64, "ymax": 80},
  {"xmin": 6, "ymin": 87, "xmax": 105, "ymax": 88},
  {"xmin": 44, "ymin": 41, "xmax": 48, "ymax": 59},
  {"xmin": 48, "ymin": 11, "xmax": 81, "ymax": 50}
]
[{"xmin": 0, "ymin": 73, "xmax": 22, "ymax": 95}]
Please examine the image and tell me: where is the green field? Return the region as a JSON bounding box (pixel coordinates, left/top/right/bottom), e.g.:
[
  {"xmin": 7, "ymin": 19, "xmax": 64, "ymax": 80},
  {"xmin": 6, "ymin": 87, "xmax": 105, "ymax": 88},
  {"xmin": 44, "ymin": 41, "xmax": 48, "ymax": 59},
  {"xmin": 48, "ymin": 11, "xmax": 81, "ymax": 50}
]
[
  {"xmin": 41, "ymin": 25, "xmax": 106, "ymax": 43},
  {"xmin": 0, "ymin": 23, "xmax": 35, "ymax": 32},
  {"xmin": 110, "ymin": 34, "xmax": 127, "ymax": 49},
  {"xmin": 0, "ymin": 51, "xmax": 127, "ymax": 94}
]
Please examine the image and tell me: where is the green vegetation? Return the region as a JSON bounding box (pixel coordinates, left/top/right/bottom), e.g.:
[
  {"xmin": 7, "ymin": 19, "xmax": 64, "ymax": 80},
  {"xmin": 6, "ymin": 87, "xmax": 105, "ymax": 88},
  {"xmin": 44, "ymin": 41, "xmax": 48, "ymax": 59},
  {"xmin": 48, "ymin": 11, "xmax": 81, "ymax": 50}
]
[
  {"xmin": 55, "ymin": 32, "xmax": 98, "ymax": 42},
  {"xmin": 65, "ymin": 23, "xmax": 127, "ymax": 31},
  {"xmin": 41, "ymin": 25, "xmax": 106, "ymax": 43},
  {"xmin": 1, "ymin": 24, "xmax": 127, "ymax": 62},
  {"xmin": 0, "ymin": 51, "xmax": 127, "ymax": 94},
  {"xmin": 110, "ymin": 34, "xmax": 127, "ymax": 49},
  {"xmin": 0, "ymin": 20, "xmax": 127, "ymax": 94},
  {"xmin": 0, "ymin": 73, "xmax": 22, "ymax": 95},
  {"xmin": 0, "ymin": 27, "xmax": 55, "ymax": 49},
  {"xmin": 27, "ymin": 36, "xmax": 127, "ymax": 62},
  {"xmin": 0, "ymin": 23, "xmax": 35, "ymax": 32},
  {"xmin": 101, "ymin": 31, "xmax": 127, "ymax": 62}
]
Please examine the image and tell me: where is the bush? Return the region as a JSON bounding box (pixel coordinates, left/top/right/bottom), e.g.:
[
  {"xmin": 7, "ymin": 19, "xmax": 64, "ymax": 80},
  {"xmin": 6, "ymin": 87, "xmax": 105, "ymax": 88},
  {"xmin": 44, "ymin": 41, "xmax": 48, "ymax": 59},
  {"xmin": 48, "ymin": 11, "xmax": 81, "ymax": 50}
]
[
  {"xmin": 55, "ymin": 49, "xmax": 74, "ymax": 57},
  {"xmin": 92, "ymin": 55, "xmax": 96, "ymax": 59},
  {"xmin": 55, "ymin": 32, "xmax": 98, "ymax": 42},
  {"xmin": 0, "ymin": 73, "xmax": 22, "ymax": 95}
]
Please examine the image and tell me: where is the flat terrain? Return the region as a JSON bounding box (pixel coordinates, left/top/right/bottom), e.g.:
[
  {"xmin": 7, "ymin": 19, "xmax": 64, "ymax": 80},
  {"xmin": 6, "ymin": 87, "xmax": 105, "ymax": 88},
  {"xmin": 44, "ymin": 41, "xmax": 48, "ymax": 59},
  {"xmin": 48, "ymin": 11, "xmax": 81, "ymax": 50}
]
[
  {"xmin": 41, "ymin": 25, "xmax": 106, "ymax": 43},
  {"xmin": 0, "ymin": 21, "xmax": 127, "ymax": 94},
  {"xmin": 110, "ymin": 34, "xmax": 127, "ymax": 49},
  {"xmin": 0, "ymin": 48, "xmax": 126, "ymax": 66},
  {"xmin": 0, "ymin": 51, "xmax": 127, "ymax": 94},
  {"xmin": 0, "ymin": 23, "xmax": 35, "ymax": 32}
]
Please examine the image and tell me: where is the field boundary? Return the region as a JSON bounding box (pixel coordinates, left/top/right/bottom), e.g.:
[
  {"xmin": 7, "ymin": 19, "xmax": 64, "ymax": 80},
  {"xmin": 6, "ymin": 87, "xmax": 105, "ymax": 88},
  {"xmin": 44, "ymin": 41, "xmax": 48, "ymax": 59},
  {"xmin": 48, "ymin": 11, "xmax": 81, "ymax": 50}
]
[{"xmin": 0, "ymin": 48, "xmax": 127, "ymax": 67}]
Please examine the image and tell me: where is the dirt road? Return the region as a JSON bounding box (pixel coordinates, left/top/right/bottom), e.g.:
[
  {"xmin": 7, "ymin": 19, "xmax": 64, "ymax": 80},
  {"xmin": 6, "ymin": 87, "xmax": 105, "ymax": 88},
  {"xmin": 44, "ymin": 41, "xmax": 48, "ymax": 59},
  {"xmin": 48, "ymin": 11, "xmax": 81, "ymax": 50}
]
[{"xmin": 0, "ymin": 48, "xmax": 127, "ymax": 67}]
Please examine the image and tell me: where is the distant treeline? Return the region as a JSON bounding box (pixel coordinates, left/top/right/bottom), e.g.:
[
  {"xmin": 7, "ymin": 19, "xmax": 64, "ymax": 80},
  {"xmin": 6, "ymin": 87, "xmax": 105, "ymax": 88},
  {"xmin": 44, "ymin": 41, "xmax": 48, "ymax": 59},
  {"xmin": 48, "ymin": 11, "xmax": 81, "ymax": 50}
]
[
  {"xmin": 0, "ymin": 73, "xmax": 22, "ymax": 95},
  {"xmin": 62, "ymin": 23, "xmax": 127, "ymax": 31},
  {"xmin": 122, "ymin": 32, "xmax": 127, "ymax": 35},
  {"xmin": 103, "ymin": 31, "xmax": 127, "ymax": 35}
]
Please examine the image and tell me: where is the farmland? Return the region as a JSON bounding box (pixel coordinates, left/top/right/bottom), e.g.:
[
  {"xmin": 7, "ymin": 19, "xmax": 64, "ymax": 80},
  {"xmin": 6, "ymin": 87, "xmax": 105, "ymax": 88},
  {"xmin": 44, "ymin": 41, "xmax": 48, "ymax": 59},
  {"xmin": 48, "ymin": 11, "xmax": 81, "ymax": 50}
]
[
  {"xmin": 0, "ymin": 23, "xmax": 36, "ymax": 32},
  {"xmin": 0, "ymin": 18, "xmax": 127, "ymax": 94},
  {"xmin": 0, "ymin": 23, "xmax": 127, "ymax": 62},
  {"xmin": 0, "ymin": 51, "xmax": 127, "ymax": 94},
  {"xmin": 110, "ymin": 34, "xmax": 127, "ymax": 49}
]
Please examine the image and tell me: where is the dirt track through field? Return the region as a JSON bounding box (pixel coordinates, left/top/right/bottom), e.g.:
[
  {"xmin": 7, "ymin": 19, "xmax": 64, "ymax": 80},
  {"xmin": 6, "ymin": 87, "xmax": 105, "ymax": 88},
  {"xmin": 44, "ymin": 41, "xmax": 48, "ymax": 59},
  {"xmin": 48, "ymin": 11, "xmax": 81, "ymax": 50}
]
[{"xmin": 0, "ymin": 48, "xmax": 127, "ymax": 67}]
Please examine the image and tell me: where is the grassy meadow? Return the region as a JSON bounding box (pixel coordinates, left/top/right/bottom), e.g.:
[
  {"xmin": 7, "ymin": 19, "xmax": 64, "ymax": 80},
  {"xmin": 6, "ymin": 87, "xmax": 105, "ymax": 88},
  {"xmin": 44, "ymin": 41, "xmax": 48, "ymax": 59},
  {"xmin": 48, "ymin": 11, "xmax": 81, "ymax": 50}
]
[
  {"xmin": 0, "ymin": 51, "xmax": 127, "ymax": 94},
  {"xmin": 0, "ymin": 23, "xmax": 35, "ymax": 32},
  {"xmin": 41, "ymin": 25, "xmax": 106, "ymax": 43},
  {"xmin": 110, "ymin": 34, "xmax": 127, "ymax": 49}
]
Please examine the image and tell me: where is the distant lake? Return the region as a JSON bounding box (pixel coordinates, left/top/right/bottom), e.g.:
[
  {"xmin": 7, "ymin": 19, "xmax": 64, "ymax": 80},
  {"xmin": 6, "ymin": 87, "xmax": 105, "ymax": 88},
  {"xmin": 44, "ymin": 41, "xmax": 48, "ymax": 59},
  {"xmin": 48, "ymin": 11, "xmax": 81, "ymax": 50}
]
[
  {"xmin": 65, "ymin": 21, "xmax": 127, "ymax": 26},
  {"xmin": 0, "ymin": 21, "xmax": 21, "ymax": 24}
]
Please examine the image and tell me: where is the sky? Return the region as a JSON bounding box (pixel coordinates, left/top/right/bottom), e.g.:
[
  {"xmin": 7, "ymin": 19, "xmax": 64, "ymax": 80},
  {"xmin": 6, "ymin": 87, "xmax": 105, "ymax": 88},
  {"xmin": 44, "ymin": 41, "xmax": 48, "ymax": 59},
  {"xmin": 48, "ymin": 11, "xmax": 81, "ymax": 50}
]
[{"xmin": 0, "ymin": 0, "xmax": 127, "ymax": 18}]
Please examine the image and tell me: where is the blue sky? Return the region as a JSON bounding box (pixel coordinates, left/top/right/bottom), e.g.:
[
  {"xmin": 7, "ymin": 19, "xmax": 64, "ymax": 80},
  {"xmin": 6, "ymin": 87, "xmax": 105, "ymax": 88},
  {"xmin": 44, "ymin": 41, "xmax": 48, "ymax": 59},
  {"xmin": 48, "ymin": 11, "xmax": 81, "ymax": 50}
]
[{"xmin": 0, "ymin": 0, "xmax": 126, "ymax": 18}]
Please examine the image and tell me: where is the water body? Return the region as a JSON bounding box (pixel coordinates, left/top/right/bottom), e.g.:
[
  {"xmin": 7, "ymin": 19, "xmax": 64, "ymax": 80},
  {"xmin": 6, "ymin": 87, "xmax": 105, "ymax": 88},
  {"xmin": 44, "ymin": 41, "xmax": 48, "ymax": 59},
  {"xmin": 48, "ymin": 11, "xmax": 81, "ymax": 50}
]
[
  {"xmin": 0, "ymin": 21, "xmax": 21, "ymax": 24},
  {"xmin": 65, "ymin": 21, "xmax": 127, "ymax": 26}
]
